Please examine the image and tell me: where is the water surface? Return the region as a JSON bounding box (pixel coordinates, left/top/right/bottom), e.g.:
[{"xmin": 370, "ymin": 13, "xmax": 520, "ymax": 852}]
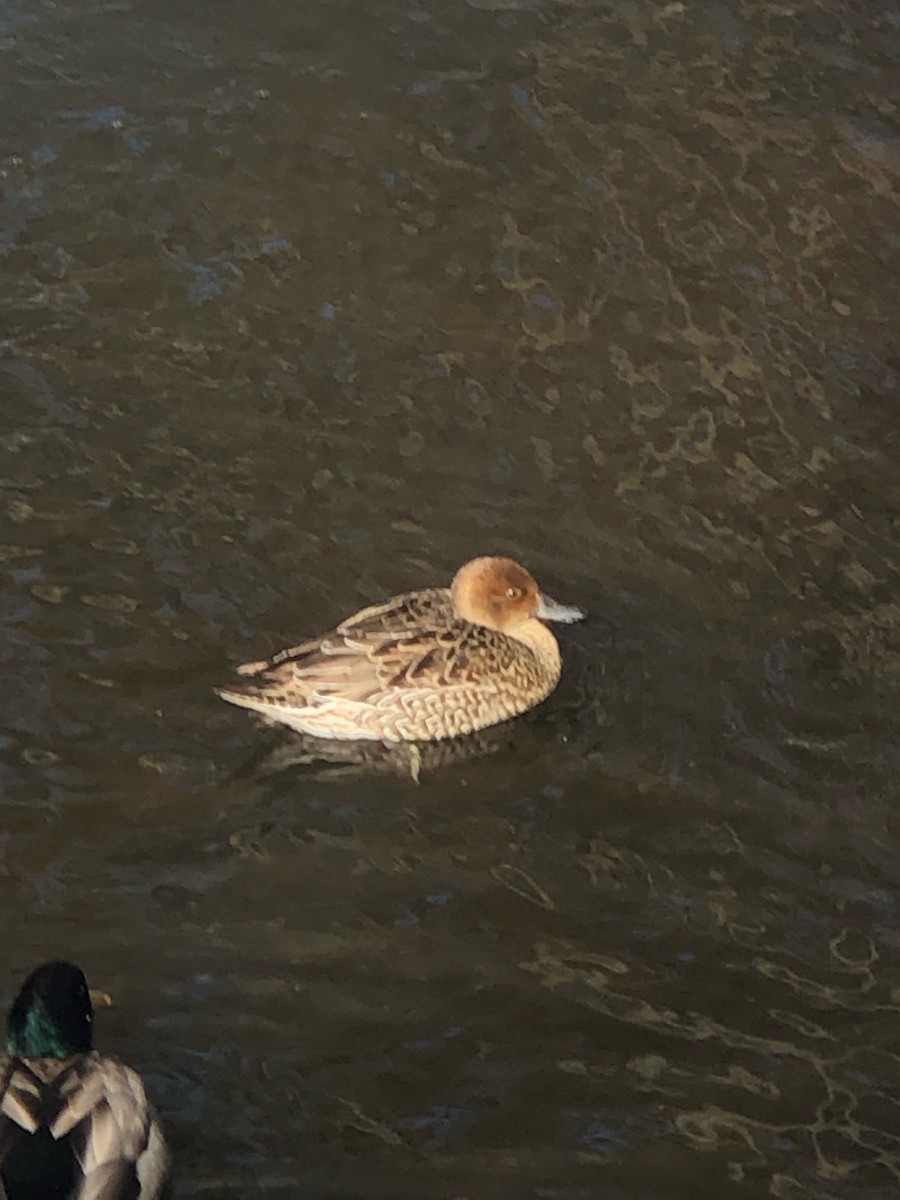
[{"xmin": 1, "ymin": 0, "xmax": 899, "ymax": 1196}]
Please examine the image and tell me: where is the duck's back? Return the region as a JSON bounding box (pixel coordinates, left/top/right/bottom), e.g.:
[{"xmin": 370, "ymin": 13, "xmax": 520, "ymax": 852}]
[
  {"xmin": 336, "ymin": 586, "xmax": 453, "ymax": 636},
  {"xmin": 1, "ymin": 1057, "xmax": 79, "ymax": 1199},
  {"xmin": 0, "ymin": 1054, "xmax": 167, "ymax": 1200}
]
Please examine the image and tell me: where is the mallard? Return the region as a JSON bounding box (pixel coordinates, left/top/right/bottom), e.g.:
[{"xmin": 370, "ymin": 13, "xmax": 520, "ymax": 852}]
[
  {"xmin": 0, "ymin": 961, "xmax": 169, "ymax": 1200},
  {"xmin": 217, "ymin": 555, "xmax": 584, "ymax": 742}
]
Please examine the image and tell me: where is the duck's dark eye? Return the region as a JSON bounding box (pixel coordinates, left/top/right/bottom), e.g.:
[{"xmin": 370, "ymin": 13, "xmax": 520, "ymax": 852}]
[{"xmin": 506, "ymin": 586, "xmax": 522, "ymax": 599}]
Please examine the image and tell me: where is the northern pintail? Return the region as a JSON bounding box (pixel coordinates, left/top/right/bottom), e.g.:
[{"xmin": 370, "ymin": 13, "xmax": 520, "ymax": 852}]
[{"xmin": 217, "ymin": 555, "xmax": 584, "ymax": 742}]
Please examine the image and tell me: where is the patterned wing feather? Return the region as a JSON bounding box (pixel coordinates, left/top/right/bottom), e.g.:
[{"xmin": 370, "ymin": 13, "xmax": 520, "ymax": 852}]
[
  {"xmin": 235, "ymin": 589, "xmax": 454, "ymax": 675},
  {"xmin": 0, "ymin": 1054, "xmax": 168, "ymax": 1200},
  {"xmin": 0, "ymin": 1059, "xmax": 42, "ymax": 1137},
  {"xmin": 335, "ymin": 589, "xmax": 453, "ymax": 635},
  {"xmin": 68, "ymin": 1058, "xmax": 169, "ymax": 1200},
  {"xmin": 230, "ymin": 590, "xmax": 466, "ymax": 704},
  {"xmin": 239, "ymin": 618, "xmax": 527, "ymax": 707}
]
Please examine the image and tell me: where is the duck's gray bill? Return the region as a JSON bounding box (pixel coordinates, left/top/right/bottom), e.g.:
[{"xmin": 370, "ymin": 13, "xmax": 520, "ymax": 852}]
[{"xmin": 536, "ymin": 593, "xmax": 585, "ymax": 623}]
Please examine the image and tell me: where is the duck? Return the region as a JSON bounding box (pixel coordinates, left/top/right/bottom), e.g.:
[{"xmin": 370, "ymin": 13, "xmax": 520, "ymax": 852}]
[
  {"xmin": 0, "ymin": 960, "xmax": 169, "ymax": 1200},
  {"xmin": 217, "ymin": 555, "xmax": 584, "ymax": 743}
]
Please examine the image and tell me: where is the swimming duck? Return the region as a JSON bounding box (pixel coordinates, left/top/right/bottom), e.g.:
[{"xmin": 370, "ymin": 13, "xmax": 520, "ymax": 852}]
[
  {"xmin": 0, "ymin": 961, "xmax": 169, "ymax": 1200},
  {"xmin": 217, "ymin": 555, "xmax": 584, "ymax": 743}
]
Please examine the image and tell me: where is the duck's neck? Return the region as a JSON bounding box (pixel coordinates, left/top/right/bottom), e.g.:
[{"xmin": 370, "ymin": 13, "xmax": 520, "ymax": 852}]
[
  {"xmin": 507, "ymin": 618, "xmax": 562, "ymax": 679},
  {"xmin": 8, "ymin": 1005, "xmax": 76, "ymax": 1059}
]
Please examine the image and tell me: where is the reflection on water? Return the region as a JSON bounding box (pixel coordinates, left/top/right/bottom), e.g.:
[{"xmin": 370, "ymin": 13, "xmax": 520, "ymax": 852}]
[{"xmin": 1, "ymin": 0, "xmax": 899, "ymax": 1195}]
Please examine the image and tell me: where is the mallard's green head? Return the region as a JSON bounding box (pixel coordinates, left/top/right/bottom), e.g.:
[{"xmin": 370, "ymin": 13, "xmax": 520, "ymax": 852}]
[{"xmin": 6, "ymin": 961, "xmax": 94, "ymax": 1058}]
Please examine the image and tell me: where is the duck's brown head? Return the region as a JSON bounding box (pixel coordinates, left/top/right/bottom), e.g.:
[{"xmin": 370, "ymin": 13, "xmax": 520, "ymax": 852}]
[{"xmin": 450, "ymin": 556, "xmax": 584, "ymax": 632}]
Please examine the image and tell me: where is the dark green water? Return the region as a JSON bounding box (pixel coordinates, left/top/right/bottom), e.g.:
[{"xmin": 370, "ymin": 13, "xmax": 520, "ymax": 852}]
[{"xmin": 1, "ymin": 0, "xmax": 898, "ymax": 1195}]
